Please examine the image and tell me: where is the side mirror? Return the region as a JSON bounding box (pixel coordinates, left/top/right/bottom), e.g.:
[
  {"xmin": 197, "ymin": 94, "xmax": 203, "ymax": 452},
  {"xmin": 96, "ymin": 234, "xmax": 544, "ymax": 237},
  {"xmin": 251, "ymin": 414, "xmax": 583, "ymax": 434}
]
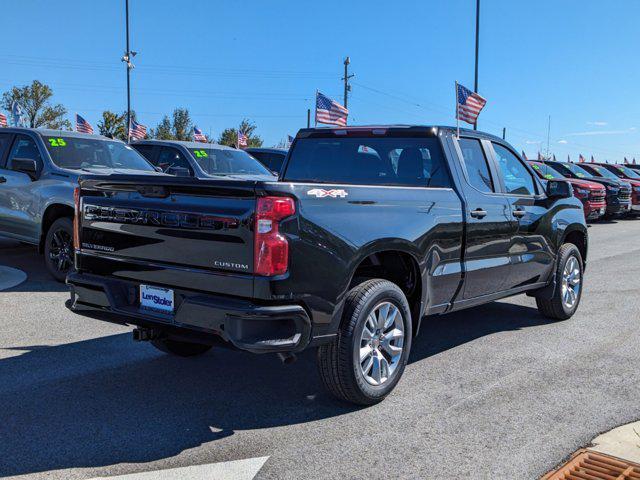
[
  {"xmin": 12, "ymin": 158, "xmax": 38, "ymax": 180},
  {"xmin": 166, "ymin": 166, "xmax": 191, "ymax": 177},
  {"xmin": 546, "ymin": 179, "xmax": 572, "ymax": 199}
]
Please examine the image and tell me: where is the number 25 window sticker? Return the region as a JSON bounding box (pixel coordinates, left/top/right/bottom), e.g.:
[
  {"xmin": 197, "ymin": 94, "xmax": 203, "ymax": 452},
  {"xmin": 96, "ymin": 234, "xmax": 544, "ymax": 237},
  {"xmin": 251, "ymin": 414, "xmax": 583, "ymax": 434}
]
[
  {"xmin": 192, "ymin": 150, "xmax": 208, "ymax": 158},
  {"xmin": 48, "ymin": 138, "xmax": 67, "ymax": 147}
]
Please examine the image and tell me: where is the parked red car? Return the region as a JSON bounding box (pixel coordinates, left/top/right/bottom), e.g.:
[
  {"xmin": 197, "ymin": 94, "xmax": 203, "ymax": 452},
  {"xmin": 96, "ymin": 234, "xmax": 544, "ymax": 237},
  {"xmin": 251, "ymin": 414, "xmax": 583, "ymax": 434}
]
[
  {"xmin": 594, "ymin": 163, "xmax": 640, "ymax": 214},
  {"xmin": 528, "ymin": 161, "xmax": 606, "ymax": 220}
]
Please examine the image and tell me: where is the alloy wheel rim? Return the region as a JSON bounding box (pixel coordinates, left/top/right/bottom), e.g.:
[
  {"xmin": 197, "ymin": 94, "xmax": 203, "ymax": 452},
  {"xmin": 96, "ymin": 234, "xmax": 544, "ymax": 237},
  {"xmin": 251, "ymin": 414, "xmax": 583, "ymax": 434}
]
[
  {"xmin": 49, "ymin": 229, "xmax": 73, "ymax": 273},
  {"xmin": 561, "ymin": 256, "xmax": 581, "ymax": 309},
  {"xmin": 359, "ymin": 301, "xmax": 405, "ymax": 386}
]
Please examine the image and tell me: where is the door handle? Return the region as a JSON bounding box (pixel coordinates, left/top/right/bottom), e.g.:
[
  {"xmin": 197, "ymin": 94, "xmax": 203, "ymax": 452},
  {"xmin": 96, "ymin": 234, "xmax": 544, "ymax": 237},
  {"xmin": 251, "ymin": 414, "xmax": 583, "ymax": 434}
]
[
  {"xmin": 512, "ymin": 208, "xmax": 526, "ymax": 218},
  {"xmin": 470, "ymin": 208, "xmax": 488, "ymax": 219},
  {"xmin": 0, "ymin": 176, "xmax": 6, "ymax": 184}
]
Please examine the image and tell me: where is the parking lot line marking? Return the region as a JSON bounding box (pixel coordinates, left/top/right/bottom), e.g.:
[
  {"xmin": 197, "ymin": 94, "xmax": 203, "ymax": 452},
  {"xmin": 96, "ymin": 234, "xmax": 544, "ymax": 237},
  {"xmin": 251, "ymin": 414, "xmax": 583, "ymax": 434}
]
[{"xmin": 86, "ymin": 456, "xmax": 269, "ymax": 480}]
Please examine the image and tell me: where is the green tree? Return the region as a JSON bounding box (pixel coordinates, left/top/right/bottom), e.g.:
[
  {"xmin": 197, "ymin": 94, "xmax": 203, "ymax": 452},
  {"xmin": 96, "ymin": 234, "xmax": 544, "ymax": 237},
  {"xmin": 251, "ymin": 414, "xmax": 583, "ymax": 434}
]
[
  {"xmin": 97, "ymin": 110, "xmax": 127, "ymax": 140},
  {"xmin": 151, "ymin": 108, "xmax": 193, "ymax": 140},
  {"xmin": 1, "ymin": 80, "xmax": 71, "ymax": 129},
  {"xmin": 152, "ymin": 115, "xmax": 174, "ymax": 140},
  {"xmin": 217, "ymin": 118, "xmax": 263, "ymax": 148},
  {"xmin": 172, "ymin": 108, "xmax": 192, "ymax": 141}
]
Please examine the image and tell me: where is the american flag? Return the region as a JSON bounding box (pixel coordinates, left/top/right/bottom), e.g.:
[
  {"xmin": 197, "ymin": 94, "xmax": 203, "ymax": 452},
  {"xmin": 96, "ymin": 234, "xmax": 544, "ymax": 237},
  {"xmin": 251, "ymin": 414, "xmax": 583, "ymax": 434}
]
[
  {"xmin": 286, "ymin": 135, "xmax": 294, "ymax": 147},
  {"xmin": 456, "ymin": 83, "xmax": 487, "ymax": 125},
  {"xmin": 193, "ymin": 127, "xmax": 207, "ymax": 143},
  {"xmin": 591, "ymin": 155, "xmax": 595, "ymax": 163},
  {"xmin": 579, "ymin": 154, "xmax": 585, "ymax": 163},
  {"xmin": 315, "ymin": 91, "xmax": 348, "ymax": 126},
  {"xmin": 238, "ymin": 130, "xmax": 247, "ymax": 148},
  {"xmin": 75, "ymin": 114, "xmax": 94, "ymax": 134},
  {"xmin": 521, "ymin": 150, "xmax": 527, "ymax": 160},
  {"xmin": 129, "ymin": 120, "xmax": 147, "ymax": 140},
  {"xmin": 0, "ymin": 113, "xmax": 7, "ymax": 127}
]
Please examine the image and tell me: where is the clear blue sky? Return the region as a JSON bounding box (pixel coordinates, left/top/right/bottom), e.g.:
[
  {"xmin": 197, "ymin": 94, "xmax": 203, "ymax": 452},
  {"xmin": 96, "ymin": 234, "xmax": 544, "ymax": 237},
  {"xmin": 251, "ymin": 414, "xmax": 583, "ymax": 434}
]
[{"xmin": 3, "ymin": 0, "xmax": 639, "ymax": 161}]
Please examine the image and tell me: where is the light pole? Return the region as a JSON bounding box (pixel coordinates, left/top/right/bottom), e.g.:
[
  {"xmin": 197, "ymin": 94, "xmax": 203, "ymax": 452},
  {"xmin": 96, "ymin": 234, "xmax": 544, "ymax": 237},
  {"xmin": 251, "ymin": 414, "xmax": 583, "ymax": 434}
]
[
  {"xmin": 473, "ymin": 0, "xmax": 480, "ymax": 130},
  {"xmin": 121, "ymin": 0, "xmax": 136, "ymax": 142}
]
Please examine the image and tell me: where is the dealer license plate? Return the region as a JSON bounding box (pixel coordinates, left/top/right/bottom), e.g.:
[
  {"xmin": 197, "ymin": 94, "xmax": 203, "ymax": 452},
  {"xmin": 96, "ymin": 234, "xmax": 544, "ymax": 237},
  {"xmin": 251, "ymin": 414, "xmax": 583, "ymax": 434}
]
[{"xmin": 140, "ymin": 285, "xmax": 174, "ymax": 313}]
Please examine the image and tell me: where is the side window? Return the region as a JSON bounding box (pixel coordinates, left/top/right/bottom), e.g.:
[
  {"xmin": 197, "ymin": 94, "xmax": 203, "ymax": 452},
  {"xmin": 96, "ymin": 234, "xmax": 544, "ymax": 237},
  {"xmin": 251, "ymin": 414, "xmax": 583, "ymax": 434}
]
[
  {"xmin": 492, "ymin": 143, "xmax": 537, "ymax": 195},
  {"xmin": 269, "ymin": 153, "xmax": 285, "ymax": 172},
  {"xmin": 389, "ymin": 146, "xmax": 452, "ymax": 188},
  {"xmin": 0, "ymin": 133, "xmax": 12, "ymax": 168},
  {"xmin": 157, "ymin": 147, "xmax": 192, "ymax": 174},
  {"xmin": 457, "ymin": 138, "xmax": 494, "ymax": 192},
  {"xmin": 133, "ymin": 145, "xmax": 156, "ymax": 163},
  {"xmin": 7, "ymin": 135, "xmax": 43, "ymax": 171}
]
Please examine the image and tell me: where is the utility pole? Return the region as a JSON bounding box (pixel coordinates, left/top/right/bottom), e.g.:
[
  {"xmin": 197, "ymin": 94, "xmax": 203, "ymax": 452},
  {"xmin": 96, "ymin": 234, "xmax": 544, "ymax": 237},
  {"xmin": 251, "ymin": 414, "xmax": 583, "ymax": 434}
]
[
  {"xmin": 342, "ymin": 57, "xmax": 354, "ymax": 109},
  {"xmin": 546, "ymin": 115, "xmax": 551, "ymax": 158},
  {"xmin": 121, "ymin": 0, "xmax": 136, "ymax": 143},
  {"xmin": 473, "ymin": 0, "xmax": 480, "ymax": 130},
  {"xmin": 307, "ymin": 109, "xmax": 311, "ymax": 128}
]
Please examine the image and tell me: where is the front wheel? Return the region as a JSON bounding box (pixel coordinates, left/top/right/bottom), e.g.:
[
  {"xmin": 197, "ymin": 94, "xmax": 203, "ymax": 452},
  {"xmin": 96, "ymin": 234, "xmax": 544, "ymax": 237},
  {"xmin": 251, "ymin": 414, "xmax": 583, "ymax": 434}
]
[
  {"xmin": 536, "ymin": 243, "xmax": 583, "ymax": 320},
  {"xmin": 317, "ymin": 279, "xmax": 412, "ymax": 405},
  {"xmin": 44, "ymin": 217, "xmax": 74, "ymax": 282},
  {"xmin": 151, "ymin": 338, "xmax": 212, "ymax": 357}
]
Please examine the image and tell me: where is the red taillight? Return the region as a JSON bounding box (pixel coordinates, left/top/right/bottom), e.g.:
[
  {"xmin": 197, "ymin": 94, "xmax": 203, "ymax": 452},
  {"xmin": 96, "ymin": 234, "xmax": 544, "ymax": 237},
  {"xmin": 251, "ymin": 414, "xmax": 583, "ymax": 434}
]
[
  {"xmin": 73, "ymin": 186, "xmax": 80, "ymax": 251},
  {"xmin": 254, "ymin": 196, "xmax": 295, "ymax": 276}
]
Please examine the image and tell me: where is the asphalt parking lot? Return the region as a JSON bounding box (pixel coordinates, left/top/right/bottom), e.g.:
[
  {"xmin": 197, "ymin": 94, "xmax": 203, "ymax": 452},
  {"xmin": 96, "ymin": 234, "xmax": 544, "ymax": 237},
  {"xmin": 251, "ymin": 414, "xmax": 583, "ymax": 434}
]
[{"xmin": 1, "ymin": 219, "xmax": 639, "ymax": 480}]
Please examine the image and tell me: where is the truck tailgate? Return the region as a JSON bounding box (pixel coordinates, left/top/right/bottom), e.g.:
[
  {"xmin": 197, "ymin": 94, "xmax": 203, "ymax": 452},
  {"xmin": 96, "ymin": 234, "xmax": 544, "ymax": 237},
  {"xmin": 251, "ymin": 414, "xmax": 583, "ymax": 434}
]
[{"xmin": 76, "ymin": 176, "xmax": 256, "ymax": 296}]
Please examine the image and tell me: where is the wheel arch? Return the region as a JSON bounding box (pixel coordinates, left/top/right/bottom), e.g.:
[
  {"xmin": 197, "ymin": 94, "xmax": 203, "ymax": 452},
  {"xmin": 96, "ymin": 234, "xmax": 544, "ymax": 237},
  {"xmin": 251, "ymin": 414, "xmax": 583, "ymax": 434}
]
[
  {"xmin": 346, "ymin": 241, "xmax": 425, "ymax": 337},
  {"xmin": 39, "ymin": 203, "xmax": 74, "ymax": 253},
  {"xmin": 560, "ymin": 224, "xmax": 588, "ymax": 268}
]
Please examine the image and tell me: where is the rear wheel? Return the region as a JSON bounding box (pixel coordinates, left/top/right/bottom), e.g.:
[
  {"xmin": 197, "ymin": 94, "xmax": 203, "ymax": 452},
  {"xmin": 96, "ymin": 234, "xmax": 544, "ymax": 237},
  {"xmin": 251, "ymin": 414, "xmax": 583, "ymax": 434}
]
[
  {"xmin": 44, "ymin": 217, "xmax": 74, "ymax": 282},
  {"xmin": 536, "ymin": 243, "xmax": 583, "ymax": 320},
  {"xmin": 317, "ymin": 279, "xmax": 412, "ymax": 405},
  {"xmin": 150, "ymin": 338, "xmax": 212, "ymax": 357}
]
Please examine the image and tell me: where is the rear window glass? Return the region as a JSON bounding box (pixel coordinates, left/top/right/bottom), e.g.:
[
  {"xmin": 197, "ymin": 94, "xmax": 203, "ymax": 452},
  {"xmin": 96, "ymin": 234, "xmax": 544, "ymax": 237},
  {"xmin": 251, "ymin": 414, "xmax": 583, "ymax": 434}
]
[{"xmin": 283, "ymin": 136, "xmax": 451, "ymax": 187}]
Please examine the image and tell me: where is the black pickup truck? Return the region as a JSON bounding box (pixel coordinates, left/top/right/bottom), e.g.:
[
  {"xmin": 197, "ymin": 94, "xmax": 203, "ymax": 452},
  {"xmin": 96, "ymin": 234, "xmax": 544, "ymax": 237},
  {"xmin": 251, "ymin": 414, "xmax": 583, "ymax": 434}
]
[{"xmin": 67, "ymin": 126, "xmax": 588, "ymax": 405}]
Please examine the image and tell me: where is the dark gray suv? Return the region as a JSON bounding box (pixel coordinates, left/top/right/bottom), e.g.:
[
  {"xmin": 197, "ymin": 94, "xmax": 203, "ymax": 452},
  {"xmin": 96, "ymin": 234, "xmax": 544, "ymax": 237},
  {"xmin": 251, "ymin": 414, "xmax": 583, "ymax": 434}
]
[{"xmin": 131, "ymin": 139, "xmax": 275, "ymax": 180}]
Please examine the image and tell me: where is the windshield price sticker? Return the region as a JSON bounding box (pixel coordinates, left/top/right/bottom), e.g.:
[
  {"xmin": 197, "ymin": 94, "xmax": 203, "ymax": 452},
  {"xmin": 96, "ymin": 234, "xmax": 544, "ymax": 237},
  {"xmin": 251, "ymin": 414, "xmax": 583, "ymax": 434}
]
[
  {"xmin": 48, "ymin": 138, "xmax": 67, "ymax": 147},
  {"xmin": 193, "ymin": 150, "xmax": 208, "ymax": 158}
]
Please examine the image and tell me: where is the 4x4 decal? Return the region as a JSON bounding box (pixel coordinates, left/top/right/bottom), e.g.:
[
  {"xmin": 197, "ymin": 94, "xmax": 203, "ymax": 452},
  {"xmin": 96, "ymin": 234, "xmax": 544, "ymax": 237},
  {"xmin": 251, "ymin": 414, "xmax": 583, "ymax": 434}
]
[{"xmin": 307, "ymin": 188, "xmax": 348, "ymax": 198}]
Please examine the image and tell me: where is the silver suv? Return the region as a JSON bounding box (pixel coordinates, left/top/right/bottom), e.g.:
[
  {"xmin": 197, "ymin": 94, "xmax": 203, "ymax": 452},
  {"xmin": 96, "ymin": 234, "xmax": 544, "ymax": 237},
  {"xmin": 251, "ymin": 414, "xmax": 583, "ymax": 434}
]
[{"xmin": 0, "ymin": 128, "xmax": 160, "ymax": 281}]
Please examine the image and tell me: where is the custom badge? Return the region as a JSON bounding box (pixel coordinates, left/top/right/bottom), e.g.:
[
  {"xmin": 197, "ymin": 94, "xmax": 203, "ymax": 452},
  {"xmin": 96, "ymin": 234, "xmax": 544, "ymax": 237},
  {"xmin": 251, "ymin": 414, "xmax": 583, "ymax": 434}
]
[{"xmin": 307, "ymin": 188, "xmax": 348, "ymax": 198}]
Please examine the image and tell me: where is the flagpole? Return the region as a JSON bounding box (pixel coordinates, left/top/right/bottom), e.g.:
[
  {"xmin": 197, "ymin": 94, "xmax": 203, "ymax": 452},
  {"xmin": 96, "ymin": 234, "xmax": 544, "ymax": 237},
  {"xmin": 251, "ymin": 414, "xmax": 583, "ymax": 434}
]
[
  {"xmin": 314, "ymin": 90, "xmax": 318, "ymax": 128},
  {"xmin": 455, "ymin": 81, "xmax": 460, "ymax": 139}
]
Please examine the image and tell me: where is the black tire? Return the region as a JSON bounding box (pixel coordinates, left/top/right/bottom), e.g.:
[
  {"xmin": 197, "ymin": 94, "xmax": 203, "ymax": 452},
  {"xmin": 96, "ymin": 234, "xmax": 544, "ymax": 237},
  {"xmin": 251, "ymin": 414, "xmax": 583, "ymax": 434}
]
[
  {"xmin": 536, "ymin": 243, "xmax": 583, "ymax": 320},
  {"xmin": 44, "ymin": 217, "xmax": 74, "ymax": 283},
  {"xmin": 150, "ymin": 338, "xmax": 212, "ymax": 357},
  {"xmin": 317, "ymin": 279, "xmax": 412, "ymax": 405}
]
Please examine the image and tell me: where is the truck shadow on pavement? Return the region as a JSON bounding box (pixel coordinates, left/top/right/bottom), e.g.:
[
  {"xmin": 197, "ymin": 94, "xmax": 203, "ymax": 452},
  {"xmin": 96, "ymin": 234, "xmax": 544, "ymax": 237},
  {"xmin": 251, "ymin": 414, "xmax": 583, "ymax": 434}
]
[
  {"xmin": 0, "ymin": 240, "xmax": 68, "ymax": 293},
  {"xmin": 0, "ymin": 301, "xmax": 549, "ymax": 478}
]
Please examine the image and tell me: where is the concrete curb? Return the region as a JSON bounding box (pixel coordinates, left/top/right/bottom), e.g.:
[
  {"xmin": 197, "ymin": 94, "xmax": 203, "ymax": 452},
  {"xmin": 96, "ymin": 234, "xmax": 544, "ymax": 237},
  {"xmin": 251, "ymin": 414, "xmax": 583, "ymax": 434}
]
[{"xmin": 589, "ymin": 421, "xmax": 640, "ymax": 463}]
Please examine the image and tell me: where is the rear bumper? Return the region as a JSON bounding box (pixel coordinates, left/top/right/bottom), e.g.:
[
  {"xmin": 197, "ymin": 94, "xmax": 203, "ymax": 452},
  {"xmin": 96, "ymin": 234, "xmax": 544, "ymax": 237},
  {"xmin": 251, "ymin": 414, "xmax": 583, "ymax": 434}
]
[{"xmin": 66, "ymin": 272, "xmax": 312, "ymax": 354}]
